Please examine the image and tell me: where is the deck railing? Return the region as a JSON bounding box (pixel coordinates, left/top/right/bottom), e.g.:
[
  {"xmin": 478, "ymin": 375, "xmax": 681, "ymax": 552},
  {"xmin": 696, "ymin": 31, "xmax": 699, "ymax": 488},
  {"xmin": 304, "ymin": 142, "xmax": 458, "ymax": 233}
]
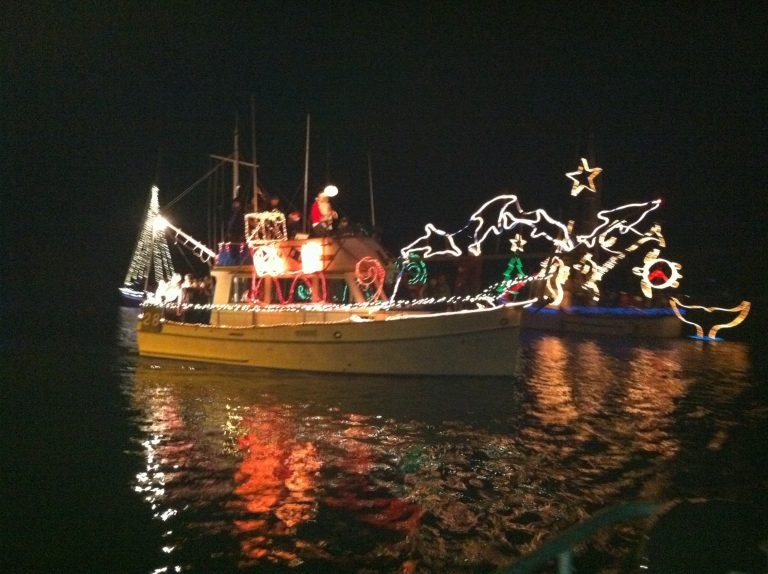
[{"xmin": 496, "ymin": 500, "xmax": 662, "ymax": 574}]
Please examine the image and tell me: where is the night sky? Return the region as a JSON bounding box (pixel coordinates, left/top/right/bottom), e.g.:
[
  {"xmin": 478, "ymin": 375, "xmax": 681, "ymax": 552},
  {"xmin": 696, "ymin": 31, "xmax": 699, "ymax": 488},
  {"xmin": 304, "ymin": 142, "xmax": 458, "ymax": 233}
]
[{"xmin": 4, "ymin": 2, "xmax": 767, "ymax": 343}]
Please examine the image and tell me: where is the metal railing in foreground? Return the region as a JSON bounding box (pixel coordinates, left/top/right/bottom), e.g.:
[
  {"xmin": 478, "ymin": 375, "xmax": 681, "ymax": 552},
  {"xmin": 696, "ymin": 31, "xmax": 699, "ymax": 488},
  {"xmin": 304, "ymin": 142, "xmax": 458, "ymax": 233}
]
[{"xmin": 497, "ymin": 500, "xmax": 662, "ymax": 574}]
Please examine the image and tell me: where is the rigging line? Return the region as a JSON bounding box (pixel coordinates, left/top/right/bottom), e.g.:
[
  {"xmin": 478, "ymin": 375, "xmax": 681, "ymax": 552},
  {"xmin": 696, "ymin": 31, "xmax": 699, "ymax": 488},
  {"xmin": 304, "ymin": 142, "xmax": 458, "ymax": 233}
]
[
  {"xmin": 163, "ymin": 159, "xmax": 228, "ymax": 210},
  {"xmin": 172, "ymin": 234, "xmax": 196, "ymax": 270}
]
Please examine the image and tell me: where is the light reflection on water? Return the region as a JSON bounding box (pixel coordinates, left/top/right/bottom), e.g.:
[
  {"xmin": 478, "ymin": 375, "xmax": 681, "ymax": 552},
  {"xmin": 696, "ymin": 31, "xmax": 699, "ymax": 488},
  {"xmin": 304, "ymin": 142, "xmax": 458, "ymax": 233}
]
[{"xmin": 115, "ymin": 311, "xmax": 765, "ymax": 572}]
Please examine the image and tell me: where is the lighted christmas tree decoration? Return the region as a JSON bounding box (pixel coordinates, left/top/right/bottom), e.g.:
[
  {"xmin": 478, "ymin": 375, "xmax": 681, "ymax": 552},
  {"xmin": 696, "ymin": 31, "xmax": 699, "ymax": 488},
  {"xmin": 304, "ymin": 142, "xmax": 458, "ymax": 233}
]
[
  {"xmin": 496, "ymin": 256, "xmax": 526, "ymax": 298},
  {"xmin": 123, "ymin": 186, "xmax": 175, "ymax": 290},
  {"xmin": 566, "ymin": 157, "xmax": 602, "ymax": 197},
  {"xmin": 669, "ymin": 298, "xmax": 751, "ymax": 340},
  {"xmin": 495, "ymin": 234, "xmax": 527, "ymax": 298}
]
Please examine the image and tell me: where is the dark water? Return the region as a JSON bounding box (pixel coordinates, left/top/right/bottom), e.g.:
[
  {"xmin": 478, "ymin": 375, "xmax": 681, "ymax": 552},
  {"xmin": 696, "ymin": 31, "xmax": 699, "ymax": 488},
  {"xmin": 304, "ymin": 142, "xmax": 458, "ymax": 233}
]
[{"xmin": 4, "ymin": 307, "xmax": 768, "ymax": 573}]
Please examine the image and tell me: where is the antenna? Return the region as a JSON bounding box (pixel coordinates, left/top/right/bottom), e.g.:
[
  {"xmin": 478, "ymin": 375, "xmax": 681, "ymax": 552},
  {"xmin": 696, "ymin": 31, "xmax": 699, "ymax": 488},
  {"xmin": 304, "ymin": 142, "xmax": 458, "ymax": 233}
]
[
  {"xmin": 251, "ymin": 96, "xmax": 258, "ymax": 211},
  {"xmin": 233, "ymin": 115, "xmax": 240, "ymax": 199},
  {"xmin": 368, "ymin": 151, "xmax": 376, "ymax": 229},
  {"xmin": 302, "ymin": 114, "xmax": 311, "ymax": 234}
]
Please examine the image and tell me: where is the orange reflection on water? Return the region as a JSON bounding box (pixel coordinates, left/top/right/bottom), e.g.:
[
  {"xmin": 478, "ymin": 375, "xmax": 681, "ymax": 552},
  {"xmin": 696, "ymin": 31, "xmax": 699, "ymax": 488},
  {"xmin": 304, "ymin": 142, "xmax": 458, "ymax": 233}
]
[
  {"xmin": 526, "ymin": 336, "xmax": 579, "ymax": 427},
  {"xmin": 233, "ymin": 406, "xmax": 321, "ymax": 564},
  {"xmin": 623, "ymin": 347, "xmax": 687, "ymax": 457}
]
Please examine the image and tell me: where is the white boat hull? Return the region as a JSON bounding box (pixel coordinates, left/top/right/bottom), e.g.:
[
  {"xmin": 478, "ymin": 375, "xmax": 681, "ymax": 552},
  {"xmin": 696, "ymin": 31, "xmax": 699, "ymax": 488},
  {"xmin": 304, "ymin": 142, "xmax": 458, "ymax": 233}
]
[{"xmin": 137, "ymin": 305, "xmax": 522, "ymax": 376}]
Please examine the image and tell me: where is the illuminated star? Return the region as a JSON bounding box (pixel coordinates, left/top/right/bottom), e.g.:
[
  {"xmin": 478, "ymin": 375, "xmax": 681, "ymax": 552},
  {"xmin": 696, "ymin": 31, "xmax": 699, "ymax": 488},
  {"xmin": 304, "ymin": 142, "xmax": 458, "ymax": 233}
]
[
  {"xmin": 566, "ymin": 157, "xmax": 603, "ymax": 197},
  {"xmin": 509, "ymin": 234, "xmax": 527, "ymax": 252}
]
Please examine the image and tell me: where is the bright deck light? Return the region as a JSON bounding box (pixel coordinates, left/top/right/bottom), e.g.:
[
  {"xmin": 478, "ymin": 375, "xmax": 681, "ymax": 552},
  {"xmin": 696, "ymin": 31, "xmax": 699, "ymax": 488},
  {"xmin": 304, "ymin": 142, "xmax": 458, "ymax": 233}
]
[
  {"xmin": 301, "ymin": 241, "xmax": 324, "ymax": 274},
  {"xmin": 153, "ymin": 216, "xmax": 169, "ymax": 232}
]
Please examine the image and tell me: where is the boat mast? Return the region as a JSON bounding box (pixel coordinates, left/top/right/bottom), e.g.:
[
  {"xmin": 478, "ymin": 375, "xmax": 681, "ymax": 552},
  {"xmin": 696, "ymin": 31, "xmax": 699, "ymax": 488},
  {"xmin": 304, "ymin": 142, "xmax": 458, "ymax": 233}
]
[
  {"xmin": 251, "ymin": 96, "xmax": 259, "ymax": 212},
  {"xmin": 233, "ymin": 116, "xmax": 240, "ymax": 199},
  {"xmin": 210, "ymin": 123, "xmax": 257, "ymax": 203},
  {"xmin": 302, "ymin": 113, "xmax": 311, "ymax": 234},
  {"xmin": 368, "ymin": 151, "xmax": 376, "ymax": 230}
]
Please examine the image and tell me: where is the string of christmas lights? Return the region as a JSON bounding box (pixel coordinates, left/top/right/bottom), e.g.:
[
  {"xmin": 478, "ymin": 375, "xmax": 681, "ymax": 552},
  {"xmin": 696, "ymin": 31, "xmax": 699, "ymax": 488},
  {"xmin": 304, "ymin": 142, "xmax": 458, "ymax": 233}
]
[
  {"xmin": 124, "ymin": 186, "xmax": 175, "ymax": 286},
  {"xmin": 137, "ymin": 156, "xmax": 750, "ymax": 340}
]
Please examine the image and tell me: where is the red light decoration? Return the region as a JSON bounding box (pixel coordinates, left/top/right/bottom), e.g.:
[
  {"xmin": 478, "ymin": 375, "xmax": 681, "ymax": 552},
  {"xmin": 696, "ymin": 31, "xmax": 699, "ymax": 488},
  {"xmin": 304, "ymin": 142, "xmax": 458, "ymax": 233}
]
[{"xmin": 355, "ymin": 257, "xmax": 386, "ymax": 302}]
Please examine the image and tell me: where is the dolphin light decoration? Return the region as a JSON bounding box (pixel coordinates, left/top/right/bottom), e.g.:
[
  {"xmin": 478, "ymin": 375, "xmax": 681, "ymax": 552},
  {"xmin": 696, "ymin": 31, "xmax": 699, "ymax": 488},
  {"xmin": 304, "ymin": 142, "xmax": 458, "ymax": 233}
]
[
  {"xmin": 467, "ymin": 195, "xmax": 574, "ymax": 256},
  {"xmin": 399, "ymin": 223, "xmax": 463, "ymax": 259}
]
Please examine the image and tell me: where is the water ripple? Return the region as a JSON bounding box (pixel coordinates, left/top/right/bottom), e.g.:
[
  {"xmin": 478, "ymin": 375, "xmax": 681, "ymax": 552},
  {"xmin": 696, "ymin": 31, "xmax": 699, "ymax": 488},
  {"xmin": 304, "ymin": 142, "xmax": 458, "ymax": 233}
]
[{"xmin": 116, "ymin": 327, "xmax": 766, "ymax": 572}]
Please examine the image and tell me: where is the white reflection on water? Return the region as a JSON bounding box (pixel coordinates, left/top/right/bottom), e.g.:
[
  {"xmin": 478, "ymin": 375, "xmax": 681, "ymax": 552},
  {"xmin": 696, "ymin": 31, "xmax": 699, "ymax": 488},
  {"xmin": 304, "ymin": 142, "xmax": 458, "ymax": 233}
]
[{"xmin": 117, "ymin": 314, "xmax": 763, "ymax": 573}]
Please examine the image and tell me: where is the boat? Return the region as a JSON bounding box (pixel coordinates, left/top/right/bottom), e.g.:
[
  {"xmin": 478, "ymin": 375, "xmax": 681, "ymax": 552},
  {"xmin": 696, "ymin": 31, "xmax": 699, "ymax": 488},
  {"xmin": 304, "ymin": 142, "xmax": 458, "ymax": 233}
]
[
  {"xmin": 120, "ymin": 185, "xmax": 175, "ymax": 307},
  {"xmin": 137, "ymin": 232, "xmax": 522, "ymax": 376},
  {"xmin": 134, "ymin": 118, "xmax": 523, "ymax": 377},
  {"xmin": 521, "ymin": 305, "xmax": 682, "ymax": 338}
]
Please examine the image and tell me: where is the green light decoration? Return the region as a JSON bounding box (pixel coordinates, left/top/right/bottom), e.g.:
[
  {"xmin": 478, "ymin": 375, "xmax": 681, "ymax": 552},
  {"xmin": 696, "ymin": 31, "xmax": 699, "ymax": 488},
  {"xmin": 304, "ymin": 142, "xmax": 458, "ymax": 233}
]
[
  {"xmin": 496, "ymin": 256, "xmax": 526, "ymax": 295},
  {"xmin": 296, "ymin": 283, "xmax": 312, "ymax": 302},
  {"xmin": 399, "ymin": 253, "xmax": 428, "ymax": 285},
  {"xmin": 124, "ymin": 186, "xmax": 175, "ymax": 288}
]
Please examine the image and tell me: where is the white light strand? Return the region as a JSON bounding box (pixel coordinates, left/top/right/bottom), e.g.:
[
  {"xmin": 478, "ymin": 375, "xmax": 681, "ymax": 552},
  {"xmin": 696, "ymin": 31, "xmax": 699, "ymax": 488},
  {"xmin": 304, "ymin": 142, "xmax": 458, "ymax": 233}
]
[{"xmin": 125, "ymin": 186, "xmax": 175, "ymax": 285}]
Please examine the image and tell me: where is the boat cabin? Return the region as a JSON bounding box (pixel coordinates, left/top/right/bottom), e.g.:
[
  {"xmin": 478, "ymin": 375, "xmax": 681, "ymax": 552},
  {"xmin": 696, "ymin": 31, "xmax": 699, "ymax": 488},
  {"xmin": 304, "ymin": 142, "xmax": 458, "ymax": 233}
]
[{"xmin": 212, "ymin": 232, "xmax": 390, "ymax": 306}]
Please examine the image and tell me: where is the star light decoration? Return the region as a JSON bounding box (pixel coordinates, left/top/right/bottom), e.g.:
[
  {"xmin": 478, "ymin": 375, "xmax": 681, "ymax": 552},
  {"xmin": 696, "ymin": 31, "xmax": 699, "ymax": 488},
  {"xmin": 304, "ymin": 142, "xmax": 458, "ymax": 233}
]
[
  {"xmin": 566, "ymin": 158, "xmax": 603, "ymax": 197},
  {"xmin": 509, "ymin": 234, "xmax": 527, "ymax": 252}
]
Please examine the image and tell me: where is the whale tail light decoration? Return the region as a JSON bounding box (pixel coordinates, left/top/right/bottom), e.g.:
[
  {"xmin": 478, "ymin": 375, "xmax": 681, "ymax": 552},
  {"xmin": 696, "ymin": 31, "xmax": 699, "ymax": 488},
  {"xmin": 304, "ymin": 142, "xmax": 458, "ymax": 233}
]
[{"xmin": 669, "ymin": 297, "xmax": 751, "ymax": 340}]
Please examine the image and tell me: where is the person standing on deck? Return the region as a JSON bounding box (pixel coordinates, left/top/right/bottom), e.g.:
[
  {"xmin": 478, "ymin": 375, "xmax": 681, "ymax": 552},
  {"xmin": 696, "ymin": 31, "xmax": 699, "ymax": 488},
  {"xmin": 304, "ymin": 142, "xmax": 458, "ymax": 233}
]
[
  {"xmin": 226, "ymin": 196, "xmax": 246, "ymax": 243},
  {"xmin": 310, "ymin": 190, "xmax": 338, "ymax": 237}
]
